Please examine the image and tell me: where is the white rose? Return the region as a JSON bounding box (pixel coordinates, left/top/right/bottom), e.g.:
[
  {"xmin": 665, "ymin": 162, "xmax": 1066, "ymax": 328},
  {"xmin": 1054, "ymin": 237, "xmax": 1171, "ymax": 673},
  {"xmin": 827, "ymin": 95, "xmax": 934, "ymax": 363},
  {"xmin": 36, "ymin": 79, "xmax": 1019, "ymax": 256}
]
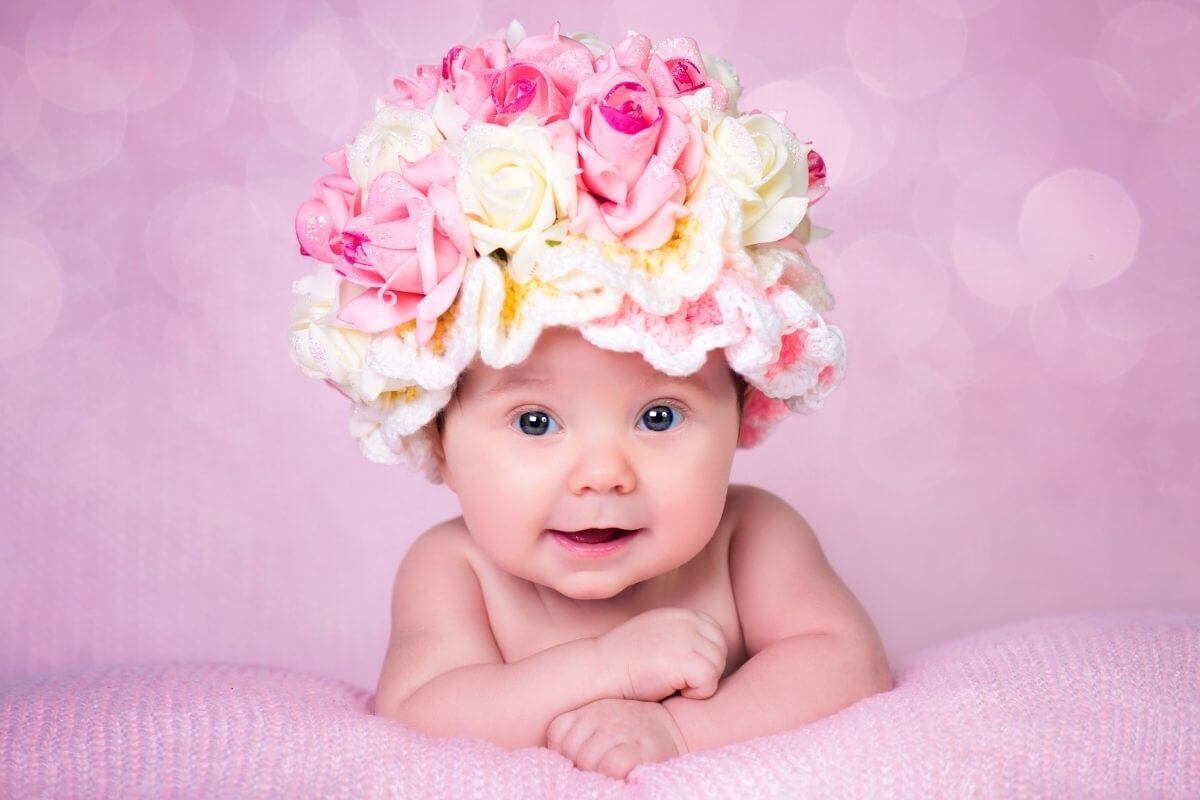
[
  {"xmin": 454, "ymin": 120, "xmax": 579, "ymax": 283},
  {"xmin": 701, "ymin": 52, "xmax": 742, "ymax": 114},
  {"xmin": 288, "ymin": 265, "xmax": 386, "ymax": 402},
  {"xmin": 692, "ymin": 112, "xmax": 812, "ymax": 246},
  {"xmin": 344, "ymin": 99, "xmax": 445, "ymax": 192},
  {"xmin": 568, "ymin": 30, "xmax": 611, "ymax": 59},
  {"xmin": 428, "ymin": 88, "xmax": 472, "ymax": 147},
  {"xmin": 504, "ymin": 18, "xmax": 527, "ymax": 51}
]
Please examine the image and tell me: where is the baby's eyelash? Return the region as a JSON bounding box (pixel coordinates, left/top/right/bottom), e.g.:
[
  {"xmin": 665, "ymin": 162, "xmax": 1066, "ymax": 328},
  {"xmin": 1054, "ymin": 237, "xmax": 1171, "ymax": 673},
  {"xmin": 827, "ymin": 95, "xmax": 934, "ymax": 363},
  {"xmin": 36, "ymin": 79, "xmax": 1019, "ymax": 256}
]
[
  {"xmin": 652, "ymin": 399, "xmax": 688, "ymax": 418},
  {"xmin": 509, "ymin": 399, "xmax": 689, "ymax": 427}
]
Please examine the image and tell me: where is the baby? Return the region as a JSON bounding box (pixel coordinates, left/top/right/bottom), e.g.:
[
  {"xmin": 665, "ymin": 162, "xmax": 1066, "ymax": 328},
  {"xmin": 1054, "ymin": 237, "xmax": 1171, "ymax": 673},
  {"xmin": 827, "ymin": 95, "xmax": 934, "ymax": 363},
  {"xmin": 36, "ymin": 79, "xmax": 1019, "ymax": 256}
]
[
  {"xmin": 371, "ymin": 325, "xmax": 893, "ymax": 778},
  {"xmin": 285, "ymin": 18, "xmax": 895, "ymax": 781}
]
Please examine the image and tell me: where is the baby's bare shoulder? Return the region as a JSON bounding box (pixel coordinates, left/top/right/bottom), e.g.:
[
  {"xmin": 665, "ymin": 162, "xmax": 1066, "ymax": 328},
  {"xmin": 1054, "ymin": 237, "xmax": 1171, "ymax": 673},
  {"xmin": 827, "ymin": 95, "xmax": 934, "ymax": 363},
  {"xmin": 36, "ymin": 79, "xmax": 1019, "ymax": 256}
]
[
  {"xmin": 725, "ymin": 483, "xmax": 817, "ymax": 545},
  {"xmin": 414, "ymin": 514, "xmax": 470, "ymax": 553},
  {"xmin": 726, "ymin": 484, "xmax": 884, "ymax": 657},
  {"xmin": 374, "ymin": 517, "xmax": 501, "ymax": 714}
]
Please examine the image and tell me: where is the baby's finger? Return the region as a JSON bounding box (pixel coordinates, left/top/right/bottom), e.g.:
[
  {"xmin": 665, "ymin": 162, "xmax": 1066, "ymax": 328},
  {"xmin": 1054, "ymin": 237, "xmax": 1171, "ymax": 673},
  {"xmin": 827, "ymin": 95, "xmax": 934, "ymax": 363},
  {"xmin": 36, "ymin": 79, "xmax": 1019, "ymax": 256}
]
[
  {"xmin": 575, "ymin": 729, "xmax": 616, "ymax": 772},
  {"xmin": 680, "ymin": 681, "xmax": 718, "ymax": 700},
  {"xmin": 693, "ymin": 615, "xmax": 728, "ymax": 654},
  {"xmin": 546, "ymin": 713, "xmax": 574, "ymax": 750},
  {"xmin": 596, "ymin": 742, "xmax": 639, "ymax": 780},
  {"xmin": 692, "ymin": 638, "xmax": 726, "ymax": 671},
  {"xmin": 678, "ymin": 651, "xmax": 721, "ymax": 699},
  {"xmin": 559, "ymin": 715, "xmax": 597, "ymax": 761}
]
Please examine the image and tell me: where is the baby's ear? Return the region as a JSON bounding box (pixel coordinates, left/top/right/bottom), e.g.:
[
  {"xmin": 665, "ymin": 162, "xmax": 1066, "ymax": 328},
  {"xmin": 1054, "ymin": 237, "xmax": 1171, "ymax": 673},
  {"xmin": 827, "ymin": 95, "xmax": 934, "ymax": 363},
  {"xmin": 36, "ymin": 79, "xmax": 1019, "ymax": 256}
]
[{"xmin": 428, "ymin": 419, "xmax": 457, "ymax": 493}]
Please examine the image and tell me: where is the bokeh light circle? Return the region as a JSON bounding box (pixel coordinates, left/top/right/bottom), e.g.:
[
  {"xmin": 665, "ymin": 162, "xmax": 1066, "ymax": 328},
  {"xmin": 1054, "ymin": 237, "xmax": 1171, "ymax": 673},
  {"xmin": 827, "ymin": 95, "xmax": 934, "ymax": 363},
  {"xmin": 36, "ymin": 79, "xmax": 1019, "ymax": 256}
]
[
  {"xmin": 23, "ymin": 0, "xmax": 196, "ymax": 114},
  {"xmin": 847, "ymin": 358, "xmax": 963, "ymax": 492},
  {"xmin": 951, "ymin": 187, "xmax": 1070, "ymax": 309},
  {"xmin": 916, "ymin": 0, "xmax": 1001, "ymax": 18},
  {"xmin": 1028, "ymin": 293, "xmax": 1146, "ymax": 385},
  {"xmin": 0, "ymin": 234, "xmax": 63, "ymax": 360},
  {"xmin": 130, "ymin": 31, "xmax": 238, "ymax": 149},
  {"xmin": 907, "ymin": 313, "xmax": 977, "ymax": 390},
  {"xmin": 1071, "ymin": 238, "xmax": 1183, "ymax": 343},
  {"xmin": 1018, "ymin": 169, "xmax": 1140, "ymax": 291},
  {"xmin": 9, "ymin": 97, "xmax": 127, "ymax": 183},
  {"xmin": 0, "ymin": 51, "xmax": 43, "ymax": 159},
  {"xmin": 357, "ymin": 0, "xmax": 482, "ymax": 54},
  {"xmin": 258, "ymin": 19, "xmax": 362, "ymax": 156},
  {"xmin": 845, "ymin": 0, "xmax": 968, "ymax": 100},
  {"xmin": 1157, "ymin": 101, "xmax": 1200, "ymax": 198},
  {"xmin": 144, "ymin": 181, "xmax": 284, "ymax": 304},
  {"xmin": 604, "ymin": 0, "xmax": 730, "ymax": 53},
  {"xmin": 1093, "ymin": 1, "xmax": 1200, "ymax": 123},
  {"xmin": 833, "ymin": 231, "xmax": 952, "ymax": 354},
  {"xmin": 936, "ymin": 71, "xmax": 1060, "ymax": 194}
]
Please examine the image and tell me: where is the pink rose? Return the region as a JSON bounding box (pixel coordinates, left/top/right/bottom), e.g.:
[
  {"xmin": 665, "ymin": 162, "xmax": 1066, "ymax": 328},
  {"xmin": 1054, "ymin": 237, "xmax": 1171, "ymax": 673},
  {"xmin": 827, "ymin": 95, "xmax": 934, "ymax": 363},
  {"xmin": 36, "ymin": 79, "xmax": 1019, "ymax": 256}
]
[
  {"xmin": 295, "ymin": 149, "xmax": 361, "ymax": 262},
  {"xmin": 391, "ymin": 63, "xmax": 441, "ymax": 109},
  {"xmin": 436, "ymin": 39, "xmax": 510, "ymax": 123},
  {"xmin": 597, "ymin": 32, "xmax": 732, "ymax": 112},
  {"xmin": 509, "ymin": 21, "xmax": 597, "ymax": 104},
  {"xmin": 320, "ymin": 149, "xmax": 473, "ymax": 343},
  {"xmin": 390, "ymin": 38, "xmax": 511, "ymax": 119},
  {"xmin": 567, "ymin": 51, "xmax": 705, "ymax": 250},
  {"xmin": 644, "ymin": 35, "xmax": 731, "ymax": 112},
  {"xmin": 489, "ymin": 61, "xmax": 570, "ymax": 126}
]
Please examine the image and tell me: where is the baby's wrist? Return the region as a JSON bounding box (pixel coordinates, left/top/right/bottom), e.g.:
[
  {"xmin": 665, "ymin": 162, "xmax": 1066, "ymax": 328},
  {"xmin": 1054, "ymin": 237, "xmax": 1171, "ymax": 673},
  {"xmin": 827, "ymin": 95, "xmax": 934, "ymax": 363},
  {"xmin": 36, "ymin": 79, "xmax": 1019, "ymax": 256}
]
[
  {"xmin": 589, "ymin": 636, "xmax": 628, "ymax": 700},
  {"xmin": 659, "ymin": 699, "xmax": 691, "ymax": 755}
]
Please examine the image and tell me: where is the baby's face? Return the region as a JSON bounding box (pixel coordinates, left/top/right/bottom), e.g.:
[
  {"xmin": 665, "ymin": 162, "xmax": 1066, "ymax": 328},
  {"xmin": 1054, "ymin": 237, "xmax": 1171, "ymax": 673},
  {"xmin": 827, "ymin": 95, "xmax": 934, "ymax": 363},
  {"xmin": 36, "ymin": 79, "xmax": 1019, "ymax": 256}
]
[{"xmin": 431, "ymin": 326, "xmax": 741, "ymax": 602}]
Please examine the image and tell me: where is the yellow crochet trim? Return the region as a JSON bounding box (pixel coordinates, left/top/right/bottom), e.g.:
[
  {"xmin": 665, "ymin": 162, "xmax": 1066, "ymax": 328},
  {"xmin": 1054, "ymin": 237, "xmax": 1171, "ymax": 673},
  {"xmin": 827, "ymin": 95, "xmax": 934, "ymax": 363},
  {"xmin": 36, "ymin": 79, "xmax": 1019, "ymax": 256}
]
[
  {"xmin": 501, "ymin": 268, "xmax": 560, "ymax": 332},
  {"xmin": 394, "ymin": 293, "xmax": 461, "ymax": 356},
  {"xmin": 597, "ymin": 215, "xmax": 699, "ymax": 277}
]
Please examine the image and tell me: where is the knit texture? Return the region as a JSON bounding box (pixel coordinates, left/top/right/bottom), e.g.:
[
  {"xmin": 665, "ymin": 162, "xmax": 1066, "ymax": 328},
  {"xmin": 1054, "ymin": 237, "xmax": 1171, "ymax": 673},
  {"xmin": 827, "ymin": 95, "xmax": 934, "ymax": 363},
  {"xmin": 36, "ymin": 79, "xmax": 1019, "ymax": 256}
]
[{"xmin": 2, "ymin": 612, "xmax": 1197, "ymax": 799}]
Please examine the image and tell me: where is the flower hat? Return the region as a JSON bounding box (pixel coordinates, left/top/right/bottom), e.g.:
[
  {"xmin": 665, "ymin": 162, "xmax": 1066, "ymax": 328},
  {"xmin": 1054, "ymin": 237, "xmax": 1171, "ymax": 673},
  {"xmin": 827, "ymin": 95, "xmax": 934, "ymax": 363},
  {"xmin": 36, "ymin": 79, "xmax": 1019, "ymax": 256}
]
[{"xmin": 289, "ymin": 19, "xmax": 846, "ymax": 484}]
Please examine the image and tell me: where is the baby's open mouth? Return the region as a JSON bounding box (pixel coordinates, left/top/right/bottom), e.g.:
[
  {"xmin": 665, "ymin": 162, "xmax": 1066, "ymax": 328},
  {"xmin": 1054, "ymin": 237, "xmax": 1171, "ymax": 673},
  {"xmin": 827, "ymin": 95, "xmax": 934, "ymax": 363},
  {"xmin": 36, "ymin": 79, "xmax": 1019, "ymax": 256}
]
[{"xmin": 550, "ymin": 528, "xmax": 640, "ymax": 544}]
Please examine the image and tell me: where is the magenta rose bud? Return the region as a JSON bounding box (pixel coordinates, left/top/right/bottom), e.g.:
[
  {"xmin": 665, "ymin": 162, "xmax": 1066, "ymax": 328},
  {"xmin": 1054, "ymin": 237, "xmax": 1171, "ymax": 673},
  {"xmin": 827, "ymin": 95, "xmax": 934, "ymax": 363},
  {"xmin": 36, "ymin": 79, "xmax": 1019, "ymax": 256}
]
[
  {"xmin": 490, "ymin": 61, "xmax": 570, "ymax": 125},
  {"xmin": 434, "ymin": 39, "xmax": 510, "ymax": 124},
  {"xmin": 643, "ymin": 35, "xmax": 731, "ymax": 111}
]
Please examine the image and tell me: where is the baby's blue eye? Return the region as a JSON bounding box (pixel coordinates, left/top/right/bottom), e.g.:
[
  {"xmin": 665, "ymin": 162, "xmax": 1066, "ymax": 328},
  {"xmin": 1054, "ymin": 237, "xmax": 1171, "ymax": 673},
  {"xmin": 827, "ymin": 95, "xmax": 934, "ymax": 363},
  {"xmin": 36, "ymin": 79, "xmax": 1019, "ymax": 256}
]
[
  {"xmin": 638, "ymin": 404, "xmax": 682, "ymax": 432},
  {"xmin": 514, "ymin": 410, "xmax": 559, "ymax": 436},
  {"xmin": 511, "ymin": 404, "xmax": 685, "ymax": 436}
]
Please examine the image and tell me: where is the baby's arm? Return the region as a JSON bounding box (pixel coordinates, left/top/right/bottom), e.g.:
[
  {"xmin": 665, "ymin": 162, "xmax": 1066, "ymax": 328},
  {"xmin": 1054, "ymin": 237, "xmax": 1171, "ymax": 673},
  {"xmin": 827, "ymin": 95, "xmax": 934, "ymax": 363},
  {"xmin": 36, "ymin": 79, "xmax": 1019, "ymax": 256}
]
[
  {"xmin": 662, "ymin": 486, "xmax": 892, "ymax": 753},
  {"xmin": 373, "ymin": 527, "xmax": 620, "ymax": 749}
]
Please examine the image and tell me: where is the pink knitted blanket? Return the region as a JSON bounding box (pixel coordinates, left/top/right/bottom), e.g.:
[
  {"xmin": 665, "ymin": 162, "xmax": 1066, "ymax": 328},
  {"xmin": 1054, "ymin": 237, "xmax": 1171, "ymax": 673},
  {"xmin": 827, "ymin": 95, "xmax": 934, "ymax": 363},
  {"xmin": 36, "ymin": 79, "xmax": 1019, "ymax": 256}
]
[{"xmin": 2, "ymin": 612, "xmax": 1197, "ymax": 798}]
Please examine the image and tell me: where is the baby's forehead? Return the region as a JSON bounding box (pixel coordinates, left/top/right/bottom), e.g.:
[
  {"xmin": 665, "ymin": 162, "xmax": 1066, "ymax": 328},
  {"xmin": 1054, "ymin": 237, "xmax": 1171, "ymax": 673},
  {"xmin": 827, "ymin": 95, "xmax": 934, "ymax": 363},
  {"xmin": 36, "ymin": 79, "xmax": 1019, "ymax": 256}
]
[
  {"xmin": 455, "ymin": 326, "xmax": 736, "ymax": 397},
  {"xmin": 458, "ymin": 354, "xmax": 731, "ymax": 403}
]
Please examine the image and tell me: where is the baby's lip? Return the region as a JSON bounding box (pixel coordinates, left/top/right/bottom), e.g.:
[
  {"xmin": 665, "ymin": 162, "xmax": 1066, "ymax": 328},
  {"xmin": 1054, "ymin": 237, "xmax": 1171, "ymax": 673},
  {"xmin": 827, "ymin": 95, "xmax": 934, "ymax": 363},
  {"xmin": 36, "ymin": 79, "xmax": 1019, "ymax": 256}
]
[{"xmin": 547, "ymin": 527, "xmax": 643, "ymax": 534}]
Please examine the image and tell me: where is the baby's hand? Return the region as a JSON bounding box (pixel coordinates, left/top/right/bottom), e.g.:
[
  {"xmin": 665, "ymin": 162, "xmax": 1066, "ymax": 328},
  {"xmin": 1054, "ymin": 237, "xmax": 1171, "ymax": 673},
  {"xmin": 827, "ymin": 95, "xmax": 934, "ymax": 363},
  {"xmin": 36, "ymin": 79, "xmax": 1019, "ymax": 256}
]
[
  {"xmin": 595, "ymin": 607, "xmax": 727, "ymax": 702},
  {"xmin": 547, "ymin": 698, "xmax": 687, "ymax": 780}
]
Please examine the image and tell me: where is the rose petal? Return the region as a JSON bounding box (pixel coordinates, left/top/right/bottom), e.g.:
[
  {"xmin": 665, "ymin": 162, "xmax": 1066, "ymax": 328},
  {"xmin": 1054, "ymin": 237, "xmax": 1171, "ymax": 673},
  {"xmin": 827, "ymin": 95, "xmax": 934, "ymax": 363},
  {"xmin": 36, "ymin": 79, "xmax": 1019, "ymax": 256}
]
[{"xmin": 336, "ymin": 287, "xmax": 421, "ymax": 332}]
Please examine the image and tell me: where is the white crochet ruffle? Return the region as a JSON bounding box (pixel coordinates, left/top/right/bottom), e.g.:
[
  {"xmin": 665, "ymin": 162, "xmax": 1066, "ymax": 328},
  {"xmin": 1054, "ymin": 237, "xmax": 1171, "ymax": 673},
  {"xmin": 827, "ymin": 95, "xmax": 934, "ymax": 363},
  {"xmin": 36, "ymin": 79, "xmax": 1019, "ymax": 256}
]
[{"xmin": 288, "ymin": 184, "xmax": 847, "ymax": 485}]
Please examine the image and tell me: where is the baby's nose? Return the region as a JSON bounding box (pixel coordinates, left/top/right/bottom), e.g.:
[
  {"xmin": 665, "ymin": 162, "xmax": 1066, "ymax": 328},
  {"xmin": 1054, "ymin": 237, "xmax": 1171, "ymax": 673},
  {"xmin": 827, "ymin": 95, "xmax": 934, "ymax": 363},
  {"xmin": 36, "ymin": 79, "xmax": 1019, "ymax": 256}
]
[{"xmin": 567, "ymin": 442, "xmax": 638, "ymax": 495}]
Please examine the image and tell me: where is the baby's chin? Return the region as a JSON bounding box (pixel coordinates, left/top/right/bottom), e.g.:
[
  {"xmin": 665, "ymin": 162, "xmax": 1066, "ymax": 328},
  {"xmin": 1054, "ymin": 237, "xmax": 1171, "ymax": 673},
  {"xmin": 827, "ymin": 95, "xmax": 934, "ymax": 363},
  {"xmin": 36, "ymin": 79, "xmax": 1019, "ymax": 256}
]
[{"xmin": 538, "ymin": 571, "xmax": 643, "ymax": 603}]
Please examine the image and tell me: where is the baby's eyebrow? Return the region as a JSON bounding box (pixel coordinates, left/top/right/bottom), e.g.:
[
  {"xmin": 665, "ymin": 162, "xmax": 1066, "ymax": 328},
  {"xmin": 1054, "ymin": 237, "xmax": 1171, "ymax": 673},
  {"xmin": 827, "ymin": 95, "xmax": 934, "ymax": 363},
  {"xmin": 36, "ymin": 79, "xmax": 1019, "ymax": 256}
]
[
  {"xmin": 481, "ymin": 373, "xmax": 555, "ymax": 397},
  {"xmin": 482, "ymin": 372, "xmax": 714, "ymax": 398}
]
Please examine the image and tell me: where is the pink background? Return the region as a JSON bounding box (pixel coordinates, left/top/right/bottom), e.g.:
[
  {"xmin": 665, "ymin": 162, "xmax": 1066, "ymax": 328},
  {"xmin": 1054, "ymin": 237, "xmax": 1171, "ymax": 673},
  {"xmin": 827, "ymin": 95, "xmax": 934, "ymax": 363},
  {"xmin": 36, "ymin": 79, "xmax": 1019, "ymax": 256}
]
[{"xmin": 1, "ymin": 0, "xmax": 1197, "ymax": 694}]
